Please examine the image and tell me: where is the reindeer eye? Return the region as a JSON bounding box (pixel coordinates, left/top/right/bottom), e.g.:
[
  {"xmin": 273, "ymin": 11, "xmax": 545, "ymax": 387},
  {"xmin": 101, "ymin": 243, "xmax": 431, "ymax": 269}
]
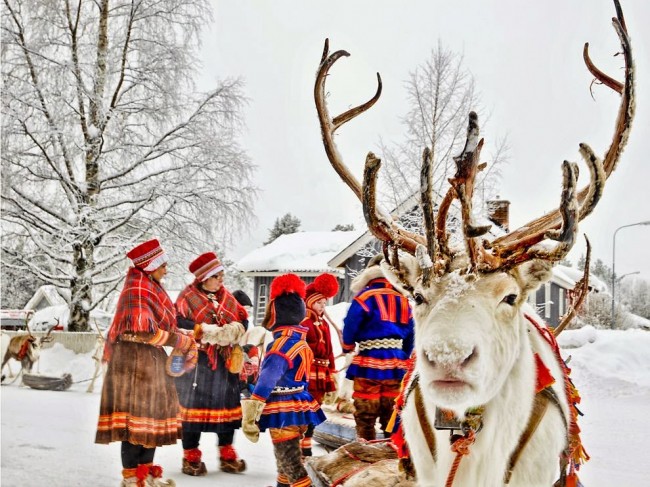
[
  {"xmin": 413, "ymin": 292, "xmax": 426, "ymax": 305},
  {"xmin": 502, "ymin": 294, "xmax": 518, "ymax": 306}
]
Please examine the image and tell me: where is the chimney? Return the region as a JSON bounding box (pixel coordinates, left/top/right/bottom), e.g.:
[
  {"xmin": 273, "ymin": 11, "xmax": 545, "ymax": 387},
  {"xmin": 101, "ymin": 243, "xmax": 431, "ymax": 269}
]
[{"xmin": 487, "ymin": 198, "xmax": 510, "ymax": 232}]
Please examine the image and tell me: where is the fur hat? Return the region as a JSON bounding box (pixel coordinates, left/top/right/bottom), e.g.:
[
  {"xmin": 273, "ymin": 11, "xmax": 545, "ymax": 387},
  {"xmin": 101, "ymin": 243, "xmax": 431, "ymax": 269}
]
[
  {"xmin": 232, "ymin": 290, "xmax": 253, "ymax": 308},
  {"xmin": 189, "ymin": 252, "xmax": 224, "ymax": 282},
  {"xmin": 305, "ymin": 273, "xmax": 339, "ymax": 310},
  {"xmin": 261, "ymin": 273, "xmax": 306, "ymax": 330},
  {"xmin": 126, "ymin": 239, "xmax": 167, "ymax": 272}
]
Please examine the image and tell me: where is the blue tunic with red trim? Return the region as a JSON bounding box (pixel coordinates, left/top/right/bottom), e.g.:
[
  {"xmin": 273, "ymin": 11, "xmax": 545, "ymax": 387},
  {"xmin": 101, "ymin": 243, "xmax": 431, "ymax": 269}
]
[
  {"xmin": 342, "ymin": 277, "xmax": 415, "ymax": 381},
  {"xmin": 251, "ymin": 325, "xmax": 326, "ymax": 431}
]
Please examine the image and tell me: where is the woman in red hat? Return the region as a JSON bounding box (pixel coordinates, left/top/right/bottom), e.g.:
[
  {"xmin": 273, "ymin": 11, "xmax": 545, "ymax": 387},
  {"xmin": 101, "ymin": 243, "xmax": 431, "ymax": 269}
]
[
  {"xmin": 300, "ymin": 273, "xmax": 339, "ymax": 456},
  {"xmin": 96, "ymin": 239, "xmax": 198, "ymax": 487},
  {"xmin": 174, "ymin": 252, "xmax": 249, "ymax": 476}
]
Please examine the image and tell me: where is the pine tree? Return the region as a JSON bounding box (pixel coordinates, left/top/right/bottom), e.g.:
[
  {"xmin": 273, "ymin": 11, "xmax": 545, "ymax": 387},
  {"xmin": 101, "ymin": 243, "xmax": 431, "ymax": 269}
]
[
  {"xmin": 332, "ymin": 224, "xmax": 355, "ymax": 231},
  {"xmin": 264, "ymin": 213, "xmax": 301, "ymax": 244}
]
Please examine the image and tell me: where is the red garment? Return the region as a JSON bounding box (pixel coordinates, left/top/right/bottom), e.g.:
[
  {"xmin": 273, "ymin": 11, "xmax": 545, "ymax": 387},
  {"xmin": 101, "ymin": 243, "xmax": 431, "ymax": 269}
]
[
  {"xmin": 303, "ymin": 313, "xmax": 336, "ymax": 398},
  {"xmin": 104, "ymin": 267, "xmax": 177, "ymax": 361},
  {"xmin": 175, "ymin": 283, "xmax": 247, "ymax": 370},
  {"xmin": 176, "ymin": 283, "xmax": 247, "ymax": 325}
]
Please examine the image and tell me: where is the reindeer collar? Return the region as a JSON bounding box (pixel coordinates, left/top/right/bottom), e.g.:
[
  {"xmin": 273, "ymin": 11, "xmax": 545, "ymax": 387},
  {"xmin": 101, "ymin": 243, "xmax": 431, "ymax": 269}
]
[{"xmin": 433, "ymin": 405, "xmax": 484, "ymax": 439}]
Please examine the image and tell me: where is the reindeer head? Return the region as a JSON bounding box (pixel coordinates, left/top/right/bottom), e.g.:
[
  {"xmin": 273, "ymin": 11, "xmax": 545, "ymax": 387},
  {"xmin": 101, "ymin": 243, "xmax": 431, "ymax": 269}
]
[{"xmin": 315, "ymin": 1, "xmax": 634, "ymax": 414}]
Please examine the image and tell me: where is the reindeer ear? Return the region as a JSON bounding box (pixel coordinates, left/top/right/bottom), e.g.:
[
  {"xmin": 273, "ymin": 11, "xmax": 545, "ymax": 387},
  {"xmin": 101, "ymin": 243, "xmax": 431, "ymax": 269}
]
[
  {"xmin": 379, "ymin": 254, "xmax": 421, "ymax": 296},
  {"xmin": 515, "ymin": 260, "xmax": 553, "ymax": 297}
]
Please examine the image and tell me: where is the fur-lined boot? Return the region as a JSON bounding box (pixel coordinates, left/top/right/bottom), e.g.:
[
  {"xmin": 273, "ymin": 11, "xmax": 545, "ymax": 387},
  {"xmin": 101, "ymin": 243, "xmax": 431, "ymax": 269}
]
[
  {"xmin": 353, "ymin": 398, "xmax": 380, "ymax": 440},
  {"xmin": 182, "ymin": 448, "xmax": 207, "ymax": 476},
  {"xmin": 120, "ymin": 466, "xmax": 148, "ymax": 487},
  {"xmin": 274, "ymin": 439, "xmax": 311, "ymax": 486},
  {"xmin": 219, "ymin": 444, "xmax": 246, "ymax": 473},
  {"xmin": 145, "ymin": 465, "xmax": 176, "ymax": 486}
]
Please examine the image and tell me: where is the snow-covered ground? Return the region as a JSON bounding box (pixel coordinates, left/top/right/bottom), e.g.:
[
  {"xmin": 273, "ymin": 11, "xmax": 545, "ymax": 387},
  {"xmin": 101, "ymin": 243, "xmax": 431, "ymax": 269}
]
[{"xmin": 2, "ymin": 326, "xmax": 649, "ymax": 487}]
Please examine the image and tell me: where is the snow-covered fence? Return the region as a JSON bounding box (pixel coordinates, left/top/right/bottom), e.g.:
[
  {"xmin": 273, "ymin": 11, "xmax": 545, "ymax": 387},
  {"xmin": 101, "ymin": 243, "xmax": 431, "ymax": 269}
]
[{"xmin": 1, "ymin": 331, "xmax": 100, "ymax": 355}]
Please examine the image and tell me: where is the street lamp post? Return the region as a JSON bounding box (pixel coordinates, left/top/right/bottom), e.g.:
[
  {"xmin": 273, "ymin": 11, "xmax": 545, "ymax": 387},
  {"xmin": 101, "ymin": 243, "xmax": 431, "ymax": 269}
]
[{"xmin": 611, "ymin": 221, "xmax": 650, "ymax": 327}]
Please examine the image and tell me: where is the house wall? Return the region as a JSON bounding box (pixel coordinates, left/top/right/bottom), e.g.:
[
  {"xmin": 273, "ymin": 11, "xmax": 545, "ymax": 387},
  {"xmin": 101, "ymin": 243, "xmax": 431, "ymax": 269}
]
[
  {"xmin": 251, "ymin": 275, "xmax": 346, "ymax": 327},
  {"xmin": 531, "ymin": 281, "xmax": 567, "ymax": 328}
]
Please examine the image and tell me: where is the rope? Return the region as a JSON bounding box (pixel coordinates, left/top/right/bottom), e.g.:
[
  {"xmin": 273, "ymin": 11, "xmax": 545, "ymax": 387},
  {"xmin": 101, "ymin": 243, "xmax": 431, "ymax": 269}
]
[{"xmin": 445, "ymin": 430, "xmax": 476, "ymax": 487}]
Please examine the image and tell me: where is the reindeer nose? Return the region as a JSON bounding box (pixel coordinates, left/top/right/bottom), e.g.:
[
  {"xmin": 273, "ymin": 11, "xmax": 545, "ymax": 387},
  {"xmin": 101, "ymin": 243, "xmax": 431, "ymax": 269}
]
[{"xmin": 424, "ymin": 342, "xmax": 478, "ymax": 370}]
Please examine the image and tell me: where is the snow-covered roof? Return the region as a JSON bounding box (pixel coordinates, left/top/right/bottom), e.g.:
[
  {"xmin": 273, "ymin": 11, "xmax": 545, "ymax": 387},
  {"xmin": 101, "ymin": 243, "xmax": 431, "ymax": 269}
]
[
  {"xmin": 554, "ymin": 264, "xmax": 608, "ymax": 292},
  {"xmin": 235, "ymin": 231, "xmax": 363, "ymax": 276},
  {"xmin": 24, "ymin": 285, "xmax": 68, "ymax": 310},
  {"xmin": 327, "ymin": 194, "xmax": 508, "ymax": 269},
  {"xmin": 28, "ymin": 304, "xmax": 113, "ymax": 331}
]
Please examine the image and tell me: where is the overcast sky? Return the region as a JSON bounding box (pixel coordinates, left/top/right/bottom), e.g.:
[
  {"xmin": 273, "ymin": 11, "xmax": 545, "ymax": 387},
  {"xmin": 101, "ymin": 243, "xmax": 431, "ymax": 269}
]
[{"xmin": 199, "ymin": 0, "xmax": 650, "ymax": 281}]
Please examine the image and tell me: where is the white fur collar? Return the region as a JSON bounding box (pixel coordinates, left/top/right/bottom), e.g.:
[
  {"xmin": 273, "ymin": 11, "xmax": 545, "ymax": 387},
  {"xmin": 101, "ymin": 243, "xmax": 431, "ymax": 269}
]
[{"xmin": 350, "ymin": 266, "xmax": 385, "ymax": 294}]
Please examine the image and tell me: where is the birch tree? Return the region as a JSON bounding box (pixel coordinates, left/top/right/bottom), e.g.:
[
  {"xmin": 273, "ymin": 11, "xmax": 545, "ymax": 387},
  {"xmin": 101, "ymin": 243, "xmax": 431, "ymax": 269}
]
[
  {"xmin": 1, "ymin": 0, "xmax": 256, "ymax": 330},
  {"xmin": 379, "ymin": 41, "xmax": 508, "ymax": 212}
]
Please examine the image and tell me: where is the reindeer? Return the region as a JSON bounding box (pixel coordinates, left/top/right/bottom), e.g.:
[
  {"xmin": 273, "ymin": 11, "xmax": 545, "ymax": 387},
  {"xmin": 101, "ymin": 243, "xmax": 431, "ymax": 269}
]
[
  {"xmin": 1, "ymin": 321, "xmax": 58, "ymax": 382},
  {"xmin": 313, "ymin": 1, "xmax": 634, "ymax": 485}
]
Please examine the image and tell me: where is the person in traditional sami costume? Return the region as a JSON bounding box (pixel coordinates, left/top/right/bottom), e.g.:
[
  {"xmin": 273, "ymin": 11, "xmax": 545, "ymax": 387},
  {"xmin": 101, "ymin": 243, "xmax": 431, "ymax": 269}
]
[
  {"xmin": 342, "ymin": 254, "xmax": 415, "ymax": 441},
  {"xmin": 241, "ymin": 273, "xmax": 326, "ymax": 487},
  {"xmin": 96, "ymin": 239, "xmax": 198, "ymax": 487},
  {"xmin": 174, "ymin": 252, "xmax": 249, "ymax": 476},
  {"xmin": 300, "ymin": 272, "xmax": 339, "ymax": 456}
]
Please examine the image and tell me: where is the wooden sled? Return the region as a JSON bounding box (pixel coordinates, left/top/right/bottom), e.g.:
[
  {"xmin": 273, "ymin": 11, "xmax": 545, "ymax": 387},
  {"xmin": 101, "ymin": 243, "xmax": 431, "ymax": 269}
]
[
  {"xmin": 306, "ymin": 440, "xmax": 415, "ymax": 487},
  {"xmin": 22, "ymin": 372, "xmax": 73, "ymax": 391}
]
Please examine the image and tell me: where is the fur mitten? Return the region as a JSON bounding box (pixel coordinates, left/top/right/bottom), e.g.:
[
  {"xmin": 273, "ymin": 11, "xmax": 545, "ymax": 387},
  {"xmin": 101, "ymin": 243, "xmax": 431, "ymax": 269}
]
[
  {"xmin": 201, "ymin": 322, "xmax": 245, "ymax": 346},
  {"xmin": 241, "ymin": 398, "xmax": 265, "ymax": 443}
]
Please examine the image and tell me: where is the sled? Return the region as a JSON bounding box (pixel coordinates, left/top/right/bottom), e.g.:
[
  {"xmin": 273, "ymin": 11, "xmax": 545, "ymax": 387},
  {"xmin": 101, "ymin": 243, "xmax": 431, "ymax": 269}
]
[
  {"xmin": 22, "ymin": 372, "xmax": 73, "ymax": 391},
  {"xmin": 306, "ymin": 439, "xmax": 415, "ymax": 487}
]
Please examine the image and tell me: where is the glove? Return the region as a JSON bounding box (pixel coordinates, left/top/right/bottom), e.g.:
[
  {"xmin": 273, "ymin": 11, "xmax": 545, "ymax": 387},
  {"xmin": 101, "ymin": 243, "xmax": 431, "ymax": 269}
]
[
  {"xmin": 339, "ymin": 352, "xmax": 355, "ymax": 373},
  {"xmin": 201, "ymin": 322, "xmax": 245, "ymax": 346},
  {"xmin": 241, "ymin": 398, "xmax": 265, "ymax": 443}
]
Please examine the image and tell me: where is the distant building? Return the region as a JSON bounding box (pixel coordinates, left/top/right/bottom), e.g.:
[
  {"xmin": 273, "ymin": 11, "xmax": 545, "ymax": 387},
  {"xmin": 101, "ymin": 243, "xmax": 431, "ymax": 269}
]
[
  {"xmin": 235, "ymin": 231, "xmax": 361, "ymax": 325},
  {"xmin": 236, "ymin": 198, "xmax": 597, "ymax": 328}
]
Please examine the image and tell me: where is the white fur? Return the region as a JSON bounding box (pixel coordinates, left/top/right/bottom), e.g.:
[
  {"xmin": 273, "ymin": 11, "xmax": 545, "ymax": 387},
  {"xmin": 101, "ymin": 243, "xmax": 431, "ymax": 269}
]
[
  {"xmin": 383, "ymin": 256, "xmax": 570, "ymax": 487},
  {"xmin": 201, "ymin": 321, "xmax": 245, "ymax": 346}
]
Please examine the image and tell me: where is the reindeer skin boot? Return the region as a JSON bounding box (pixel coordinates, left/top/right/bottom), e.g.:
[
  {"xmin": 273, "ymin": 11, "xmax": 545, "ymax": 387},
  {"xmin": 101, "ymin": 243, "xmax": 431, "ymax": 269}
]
[
  {"xmin": 181, "ymin": 448, "xmax": 207, "ymax": 476},
  {"xmin": 219, "ymin": 444, "xmax": 246, "ymax": 473},
  {"xmin": 146, "ymin": 464, "xmax": 176, "ymax": 486}
]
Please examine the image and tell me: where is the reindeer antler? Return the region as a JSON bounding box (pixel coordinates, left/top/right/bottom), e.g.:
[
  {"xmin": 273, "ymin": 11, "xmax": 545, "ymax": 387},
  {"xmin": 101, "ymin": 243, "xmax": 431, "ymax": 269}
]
[
  {"xmin": 483, "ymin": 0, "xmax": 635, "ymax": 270},
  {"xmin": 315, "ymin": 1, "xmax": 634, "ymax": 279},
  {"xmin": 315, "ymin": 39, "xmax": 425, "ymax": 264}
]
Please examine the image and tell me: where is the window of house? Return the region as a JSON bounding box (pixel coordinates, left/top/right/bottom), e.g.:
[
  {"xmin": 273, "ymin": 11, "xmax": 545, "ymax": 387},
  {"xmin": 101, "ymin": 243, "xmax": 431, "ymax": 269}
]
[
  {"xmin": 544, "ymin": 283, "xmax": 552, "ymax": 319},
  {"xmin": 256, "ymin": 284, "xmax": 268, "ymax": 325},
  {"xmin": 558, "ymin": 288, "xmax": 565, "ymax": 317}
]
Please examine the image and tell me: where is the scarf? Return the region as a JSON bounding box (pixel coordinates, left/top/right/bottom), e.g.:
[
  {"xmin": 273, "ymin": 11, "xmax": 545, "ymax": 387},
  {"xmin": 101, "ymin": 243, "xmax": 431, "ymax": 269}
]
[
  {"xmin": 104, "ymin": 267, "xmax": 177, "ymax": 361},
  {"xmin": 176, "ymin": 283, "xmax": 247, "ymax": 369}
]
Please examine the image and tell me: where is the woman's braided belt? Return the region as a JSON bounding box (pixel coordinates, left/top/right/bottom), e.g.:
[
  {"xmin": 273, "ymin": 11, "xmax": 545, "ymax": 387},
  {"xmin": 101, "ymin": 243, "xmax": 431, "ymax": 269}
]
[
  {"xmin": 271, "ymin": 386, "xmax": 305, "ymax": 395},
  {"xmin": 358, "ymin": 338, "xmax": 403, "ymax": 351}
]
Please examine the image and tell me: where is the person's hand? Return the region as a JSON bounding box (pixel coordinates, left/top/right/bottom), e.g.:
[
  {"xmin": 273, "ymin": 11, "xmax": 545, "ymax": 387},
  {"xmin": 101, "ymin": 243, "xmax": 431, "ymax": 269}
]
[
  {"xmin": 240, "ymin": 399, "xmax": 265, "ymax": 443},
  {"xmin": 183, "ymin": 340, "xmax": 198, "ymax": 372}
]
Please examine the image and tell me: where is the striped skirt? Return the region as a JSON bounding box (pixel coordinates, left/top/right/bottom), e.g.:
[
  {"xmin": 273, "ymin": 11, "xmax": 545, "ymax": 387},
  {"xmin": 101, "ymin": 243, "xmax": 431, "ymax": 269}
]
[{"xmin": 95, "ymin": 341, "xmax": 182, "ymax": 447}]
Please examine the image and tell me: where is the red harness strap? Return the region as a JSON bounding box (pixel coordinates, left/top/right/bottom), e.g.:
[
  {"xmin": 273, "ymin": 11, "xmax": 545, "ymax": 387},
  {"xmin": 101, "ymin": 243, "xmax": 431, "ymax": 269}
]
[{"xmin": 17, "ymin": 338, "xmax": 32, "ymax": 361}]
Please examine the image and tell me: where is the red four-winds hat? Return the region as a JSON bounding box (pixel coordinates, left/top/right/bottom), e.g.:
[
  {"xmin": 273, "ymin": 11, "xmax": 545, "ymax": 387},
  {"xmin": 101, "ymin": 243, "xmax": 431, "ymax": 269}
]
[
  {"xmin": 126, "ymin": 239, "xmax": 167, "ymax": 272},
  {"xmin": 189, "ymin": 252, "xmax": 224, "ymax": 282},
  {"xmin": 305, "ymin": 273, "xmax": 339, "ymax": 309}
]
